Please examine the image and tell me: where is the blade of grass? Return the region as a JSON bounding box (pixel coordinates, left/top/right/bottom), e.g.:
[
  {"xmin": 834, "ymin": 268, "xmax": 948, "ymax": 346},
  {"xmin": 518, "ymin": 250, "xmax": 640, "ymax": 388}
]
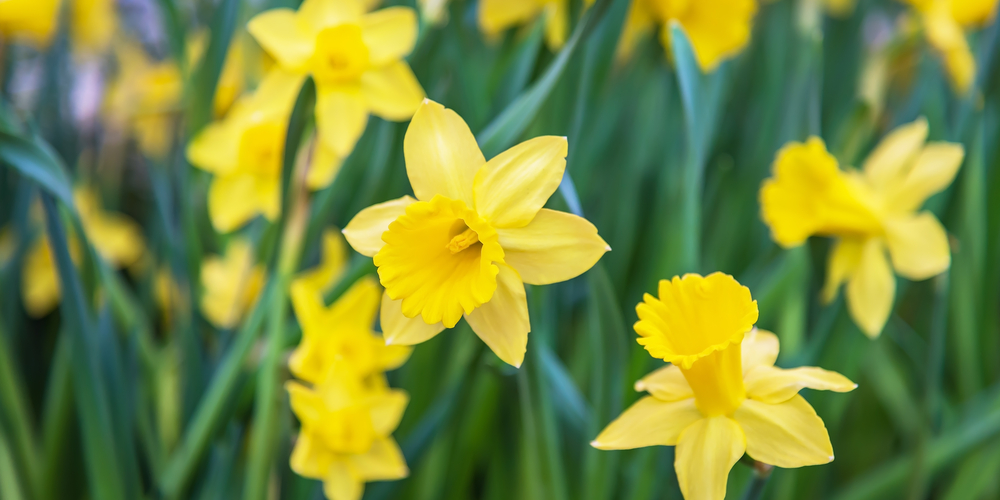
[
  {"xmin": 186, "ymin": 0, "xmax": 240, "ymax": 133},
  {"xmin": 0, "ymin": 319, "xmax": 41, "ymax": 500}
]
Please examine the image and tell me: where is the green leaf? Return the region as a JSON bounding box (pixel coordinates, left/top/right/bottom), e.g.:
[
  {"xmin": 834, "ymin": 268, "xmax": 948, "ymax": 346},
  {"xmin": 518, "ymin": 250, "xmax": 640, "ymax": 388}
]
[
  {"xmin": 0, "ymin": 131, "xmax": 74, "ymax": 207},
  {"xmin": 187, "ymin": 0, "xmax": 240, "ymax": 133}
]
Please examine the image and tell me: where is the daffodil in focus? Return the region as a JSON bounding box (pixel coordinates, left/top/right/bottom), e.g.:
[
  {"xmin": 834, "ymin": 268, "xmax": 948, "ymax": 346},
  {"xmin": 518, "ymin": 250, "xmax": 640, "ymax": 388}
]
[
  {"xmin": 22, "ymin": 188, "xmax": 145, "ymax": 317},
  {"xmin": 901, "ymin": 0, "xmax": 999, "ymax": 93},
  {"xmin": 187, "ymin": 70, "xmax": 302, "ymax": 232},
  {"xmin": 479, "ymin": 0, "xmax": 582, "ymax": 50},
  {"xmin": 343, "ymin": 99, "xmax": 609, "ymax": 367},
  {"xmin": 592, "ymin": 273, "xmax": 855, "ymax": 500},
  {"xmin": 248, "ymin": 0, "xmax": 425, "ymax": 163},
  {"xmin": 760, "ymin": 118, "xmax": 962, "ymax": 337},
  {"xmin": 200, "ymin": 238, "xmax": 265, "ymax": 329},
  {"xmin": 0, "ymin": 0, "xmax": 61, "ymax": 47},
  {"xmin": 615, "ymin": 0, "xmax": 757, "ymax": 71},
  {"xmin": 288, "ymin": 364, "xmax": 408, "ymax": 500},
  {"xmin": 105, "ymin": 43, "xmax": 182, "ymax": 158}
]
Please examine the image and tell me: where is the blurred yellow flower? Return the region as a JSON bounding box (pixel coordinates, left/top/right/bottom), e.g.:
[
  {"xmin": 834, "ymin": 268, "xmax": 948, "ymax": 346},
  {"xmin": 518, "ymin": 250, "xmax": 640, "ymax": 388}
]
[
  {"xmin": 105, "ymin": 43, "xmax": 182, "ymax": 159},
  {"xmin": 248, "ymin": 0, "xmax": 425, "ymax": 162},
  {"xmin": 200, "ymin": 238, "xmax": 265, "ymax": 329},
  {"xmin": 296, "ymin": 229, "xmax": 349, "ymax": 294},
  {"xmin": 616, "ymin": 0, "xmax": 757, "ymax": 71},
  {"xmin": 901, "ymin": 0, "xmax": 998, "ymax": 93},
  {"xmin": 760, "ymin": 118, "xmax": 962, "ymax": 337},
  {"xmin": 0, "ymin": 0, "xmax": 61, "ymax": 47},
  {"xmin": 592, "ymin": 273, "xmax": 855, "ymax": 500},
  {"xmin": 343, "ymin": 99, "xmax": 608, "ymax": 367},
  {"xmin": 288, "ymin": 364, "xmax": 408, "ymax": 500},
  {"xmin": 71, "ymin": 0, "xmax": 117, "ymax": 55},
  {"xmin": 187, "ymin": 70, "xmax": 302, "ymax": 233},
  {"xmin": 478, "ymin": 0, "xmax": 577, "ymax": 50},
  {"xmin": 187, "ymin": 30, "xmax": 247, "ymax": 118},
  {"xmin": 22, "ymin": 188, "xmax": 145, "ymax": 317}
]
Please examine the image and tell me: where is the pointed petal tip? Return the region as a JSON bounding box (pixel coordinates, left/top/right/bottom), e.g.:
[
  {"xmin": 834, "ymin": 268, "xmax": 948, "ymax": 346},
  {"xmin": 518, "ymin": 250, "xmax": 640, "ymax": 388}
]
[
  {"xmin": 590, "ymin": 440, "xmax": 601, "ymax": 448},
  {"xmin": 605, "ymin": 245, "xmax": 612, "ymax": 252},
  {"xmin": 633, "ymin": 381, "xmax": 645, "ymax": 392}
]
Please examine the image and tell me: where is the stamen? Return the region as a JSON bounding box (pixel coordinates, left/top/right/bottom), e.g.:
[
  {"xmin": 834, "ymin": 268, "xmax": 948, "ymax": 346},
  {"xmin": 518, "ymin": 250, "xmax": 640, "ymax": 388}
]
[{"xmin": 446, "ymin": 227, "xmax": 479, "ymax": 254}]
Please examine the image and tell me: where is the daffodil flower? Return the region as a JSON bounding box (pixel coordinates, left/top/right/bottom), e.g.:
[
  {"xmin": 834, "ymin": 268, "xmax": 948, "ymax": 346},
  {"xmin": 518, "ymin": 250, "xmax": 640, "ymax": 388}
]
[
  {"xmin": 295, "ymin": 229, "xmax": 349, "ymax": 295},
  {"xmin": 288, "ymin": 364, "xmax": 408, "ymax": 500},
  {"xmin": 0, "ymin": 0, "xmax": 61, "ymax": 47},
  {"xmin": 901, "ymin": 0, "xmax": 998, "ymax": 93},
  {"xmin": 479, "ymin": 0, "xmax": 588, "ymax": 51},
  {"xmin": 248, "ymin": 0, "xmax": 425, "ymax": 162},
  {"xmin": 760, "ymin": 118, "xmax": 962, "ymax": 337},
  {"xmin": 342, "ymin": 99, "xmax": 608, "ymax": 367},
  {"xmin": 104, "ymin": 43, "xmax": 182, "ymax": 159},
  {"xmin": 186, "ymin": 30, "xmax": 246, "ymax": 118},
  {"xmin": 71, "ymin": 0, "xmax": 117, "ymax": 55},
  {"xmin": 22, "ymin": 188, "xmax": 145, "ymax": 317},
  {"xmin": 200, "ymin": 238, "xmax": 265, "ymax": 329},
  {"xmin": 616, "ymin": 0, "xmax": 757, "ymax": 71},
  {"xmin": 187, "ymin": 70, "xmax": 303, "ymax": 232},
  {"xmin": 592, "ymin": 273, "xmax": 855, "ymax": 500}
]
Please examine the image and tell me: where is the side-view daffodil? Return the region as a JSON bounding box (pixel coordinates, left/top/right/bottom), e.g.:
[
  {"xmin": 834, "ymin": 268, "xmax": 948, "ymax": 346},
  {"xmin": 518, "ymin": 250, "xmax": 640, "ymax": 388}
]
[
  {"xmin": 187, "ymin": 69, "xmax": 302, "ymax": 233},
  {"xmin": 592, "ymin": 273, "xmax": 856, "ymax": 500},
  {"xmin": 288, "ymin": 364, "xmax": 409, "ymax": 500},
  {"xmin": 0, "ymin": 0, "xmax": 61, "ymax": 47},
  {"xmin": 248, "ymin": 0, "xmax": 425, "ymax": 162},
  {"xmin": 104, "ymin": 42, "xmax": 182, "ymax": 159},
  {"xmin": 901, "ymin": 0, "xmax": 999, "ymax": 93},
  {"xmin": 289, "ymin": 275, "xmax": 411, "ymax": 385},
  {"xmin": 342, "ymin": 99, "xmax": 609, "ymax": 368},
  {"xmin": 200, "ymin": 238, "xmax": 265, "ymax": 329},
  {"xmin": 616, "ymin": 0, "xmax": 757, "ymax": 71},
  {"xmin": 22, "ymin": 188, "xmax": 145, "ymax": 317},
  {"xmin": 479, "ymin": 0, "xmax": 585, "ymax": 51},
  {"xmin": 760, "ymin": 118, "xmax": 962, "ymax": 337}
]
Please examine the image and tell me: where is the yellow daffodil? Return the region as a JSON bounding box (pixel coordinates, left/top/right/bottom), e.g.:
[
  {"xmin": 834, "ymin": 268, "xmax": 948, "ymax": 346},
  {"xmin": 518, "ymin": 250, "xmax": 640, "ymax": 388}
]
[
  {"xmin": 592, "ymin": 273, "xmax": 856, "ymax": 500},
  {"xmin": 760, "ymin": 118, "xmax": 962, "ymax": 337},
  {"xmin": 616, "ymin": 0, "xmax": 757, "ymax": 71},
  {"xmin": 288, "ymin": 364, "xmax": 408, "ymax": 500},
  {"xmin": 342, "ymin": 99, "xmax": 609, "ymax": 367},
  {"xmin": 105, "ymin": 43, "xmax": 183, "ymax": 158},
  {"xmin": 901, "ymin": 0, "xmax": 998, "ymax": 92},
  {"xmin": 187, "ymin": 69, "xmax": 302, "ymax": 233},
  {"xmin": 71, "ymin": 0, "xmax": 117, "ymax": 55},
  {"xmin": 200, "ymin": 238, "xmax": 265, "ymax": 329},
  {"xmin": 479, "ymin": 0, "xmax": 582, "ymax": 50},
  {"xmin": 0, "ymin": 0, "xmax": 61, "ymax": 47},
  {"xmin": 22, "ymin": 188, "xmax": 145, "ymax": 317},
  {"xmin": 295, "ymin": 229, "xmax": 348, "ymax": 294},
  {"xmin": 248, "ymin": 0, "xmax": 425, "ymax": 162},
  {"xmin": 186, "ymin": 30, "xmax": 246, "ymax": 117}
]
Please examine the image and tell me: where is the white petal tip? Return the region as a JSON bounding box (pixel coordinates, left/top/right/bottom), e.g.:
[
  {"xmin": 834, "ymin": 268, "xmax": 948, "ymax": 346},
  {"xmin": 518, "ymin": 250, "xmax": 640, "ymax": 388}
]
[
  {"xmin": 384, "ymin": 338, "xmax": 394, "ymax": 346},
  {"xmin": 421, "ymin": 98, "xmax": 432, "ymax": 104},
  {"xmin": 633, "ymin": 381, "xmax": 645, "ymax": 392},
  {"xmin": 590, "ymin": 441, "xmax": 601, "ymax": 448},
  {"xmin": 605, "ymin": 245, "xmax": 612, "ymax": 251}
]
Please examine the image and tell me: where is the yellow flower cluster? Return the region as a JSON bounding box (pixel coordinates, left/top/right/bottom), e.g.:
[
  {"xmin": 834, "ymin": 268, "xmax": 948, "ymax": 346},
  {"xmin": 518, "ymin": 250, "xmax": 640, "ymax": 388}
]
[
  {"xmin": 286, "ymin": 230, "xmax": 412, "ymax": 500},
  {"xmin": 901, "ymin": 0, "xmax": 999, "ymax": 93}
]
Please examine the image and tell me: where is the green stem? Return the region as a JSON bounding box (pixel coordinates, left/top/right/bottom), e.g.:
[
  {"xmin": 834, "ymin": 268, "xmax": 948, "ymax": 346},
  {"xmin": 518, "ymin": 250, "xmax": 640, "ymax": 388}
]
[
  {"xmin": 0, "ymin": 320, "xmax": 41, "ymax": 500},
  {"xmin": 740, "ymin": 464, "xmax": 772, "ymax": 500},
  {"xmin": 39, "ymin": 331, "xmax": 72, "ymax": 500},
  {"xmin": 0, "ymin": 424, "xmax": 27, "ymax": 500}
]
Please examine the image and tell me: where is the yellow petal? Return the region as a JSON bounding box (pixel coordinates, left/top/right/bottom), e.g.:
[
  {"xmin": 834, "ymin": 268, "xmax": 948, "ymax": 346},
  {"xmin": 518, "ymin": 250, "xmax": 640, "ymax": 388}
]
[
  {"xmin": 295, "ymin": 229, "xmax": 348, "ymax": 293},
  {"xmin": 328, "ymin": 276, "xmax": 382, "ymax": 331},
  {"xmin": 404, "ymin": 99, "xmax": 485, "ymax": 206},
  {"xmin": 665, "ymin": 0, "xmax": 758, "ymax": 72},
  {"xmin": 368, "ymin": 389, "xmax": 409, "ymax": 435},
  {"xmin": 349, "ymin": 437, "xmax": 408, "ymax": 481},
  {"xmin": 741, "ymin": 328, "xmax": 779, "ymax": 373},
  {"xmin": 361, "ymin": 7, "xmax": 418, "ymax": 66},
  {"xmin": 287, "ymin": 381, "xmax": 326, "ymax": 426},
  {"xmin": 186, "ymin": 120, "xmax": 241, "ymax": 175},
  {"xmin": 308, "ymin": 141, "xmax": 345, "ymax": 191},
  {"xmin": 247, "ymin": 9, "xmax": 316, "ymax": 69},
  {"xmin": 733, "ymin": 396, "xmax": 834, "ymax": 468},
  {"xmin": 883, "ymin": 212, "xmax": 950, "ymax": 281},
  {"xmin": 543, "ymin": 0, "xmax": 567, "ymax": 50},
  {"xmin": 289, "ymin": 430, "xmax": 337, "ymax": 479},
  {"xmin": 861, "ymin": 117, "xmax": 928, "ymax": 189},
  {"xmin": 614, "ymin": 0, "xmax": 654, "ymax": 62},
  {"xmin": 208, "ymin": 175, "xmax": 265, "ymax": 233},
  {"xmin": 759, "ymin": 137, "xmax": 882, "ymax": 247},
  {"xmin": 950, "ymin": 0, "xmax": 998, "ymax": 26},
  {"xmin": 591, "ymin": 396, "xmax": 701, "ymax": 449},
  {"xmin": 380, "ymin": 290, "xmax": 445, "ymax": 345},
  {"xmin": 323, "ymin": 462, "xmax": 364, "ymax": 500},
  {"xmin": 23, "ymin": 237, "xmax": 62, "ymax": 318},
  {"xmin": 80, "ymin": 209, "xmax": 145, "ymax": 268},
  {"xmin": 343, "ymin": 195, "xmax": 417, "ymax": 257},
  {"xmin": 464, "ymin": 263, "xmax": 530, "ymax": 367},
  {"xmin": 360, "ymin": 61, "xmax": 425, "ymax": 121},
  {"xmin": 674, "ymin": 416, "xmax": 746, "ymax": 500},
  {"xmin": 477, "ymin": 0, "xmax": 542, "ymax": 37},
  {"xmin": 846, "ymin": 238, "xmax": 894, "ymax": 338},
  {"xmin": 634, "ymin": 273, "xmax": 758, "ymax": 369},
  {"xmin": 316, "ymin": 87, "xmax": 370, "ymax": 157},
  {"xmin": 299, "ymin": 0, "xmax": 363, "ymax": 31},
  {"xmin": 495, "ymin": 209, "xmax": 608, "ymax": 285},
  {"xmin": 884, "ymin": 142, "xmax": 964, "ymax": 213},
  {"xmin": 744, "ymin": 365, "xmax": 857, "ymax": 404},
  {"xmin": 821, "ymin": 238, "xmax": 863, "ymax": 304},
  {"xmin": 473, "ymin": 136, "xmax": 567, "ymax": 228},
  {"xmin": 634, "ymin": 365, "xmax": 693, "ymax": 401}
]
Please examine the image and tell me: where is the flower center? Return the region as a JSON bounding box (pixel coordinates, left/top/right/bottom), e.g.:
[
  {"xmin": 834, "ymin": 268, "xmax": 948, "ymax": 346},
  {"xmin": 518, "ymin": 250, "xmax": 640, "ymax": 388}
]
[
  {"xmin": 317, "ymin": 405, "xmax": 375, "ymax": 455},
  {"xmin": 311, "ymin": 24, "xmax": 370, "ymax": 85},
  {"xmin": 374, "ymin": 195, "xmax": 505, "ymax": 328},
  {"xmin": 238, "ymin": 121, "xmax": 285, "ymax": 178}
]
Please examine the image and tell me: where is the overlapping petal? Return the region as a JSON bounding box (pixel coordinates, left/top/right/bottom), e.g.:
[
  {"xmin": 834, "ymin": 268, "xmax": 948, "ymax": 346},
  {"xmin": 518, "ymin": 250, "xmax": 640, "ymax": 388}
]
[
  {"xmin": 350, "ymin": 437, "xmax": 408, "ymax": 481},
  {"xmin": 634, "ymin": 365, "xmax": 692, "ymax": 401},
  {"xmin": 741, "ymin": 328, "xmax": 779, "ymax": 373},
  {"xmin": 316, "ymin": 88, "xmax": 370, "ymax": 157},
  {"xmin": 473, "ymin": 136, "xmax": 567, "ymax": 228},
  {"xmin": 846, "ymin": 239, "xmax": 895, "ymax": 338},
  {"xmin": 343, "ymin": 196, "xmax": 417, "ymax": 257},
  {"xmin": 884, "ymin": 142, "xmax": 964, "ymax": 213},
  {"xmin": 591, "ymin": 397, "xmax": 701, "ymax": 450},
  {"xmin": 674, "ymin": 416, "xmax": 746, "ymax": 500},
  {"xmin": 361, "ymin": 61, "xmax": 425, "ymax": 121},
  {"xmin": 883, "ymin": 212, "xmax": 950, "ymax": 281},
  {"xmin": 744, "ymin": 365, "xmax": 857, "ymax": 404},
  {"xmin": 734, "ymin": 396, "xmax": 834, "ymax": 468},
  {"xmin": 862, "ymin": 117, "xmax": 928, "ymax": 188},
  {"xmin": 247, "ymin": 9, "xmax": 315, "ymax": 69},
  {"xmin": 821, "ymin": 238, "xmax": 863, "ymax": 303},
  {"xmin": 361, "ymin": 7, "xmax": 418, "ymax": 66},
  {"xmin": 495, "ymin": 209, "xmax": 608, "ymax": 285},
  {"xmin": 464, "ymin": 263, "xmax": 530, "ymax": 367},
  {"xmin": 380, "ymin": 291, "xmax": 445, "ymax": 345}
]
